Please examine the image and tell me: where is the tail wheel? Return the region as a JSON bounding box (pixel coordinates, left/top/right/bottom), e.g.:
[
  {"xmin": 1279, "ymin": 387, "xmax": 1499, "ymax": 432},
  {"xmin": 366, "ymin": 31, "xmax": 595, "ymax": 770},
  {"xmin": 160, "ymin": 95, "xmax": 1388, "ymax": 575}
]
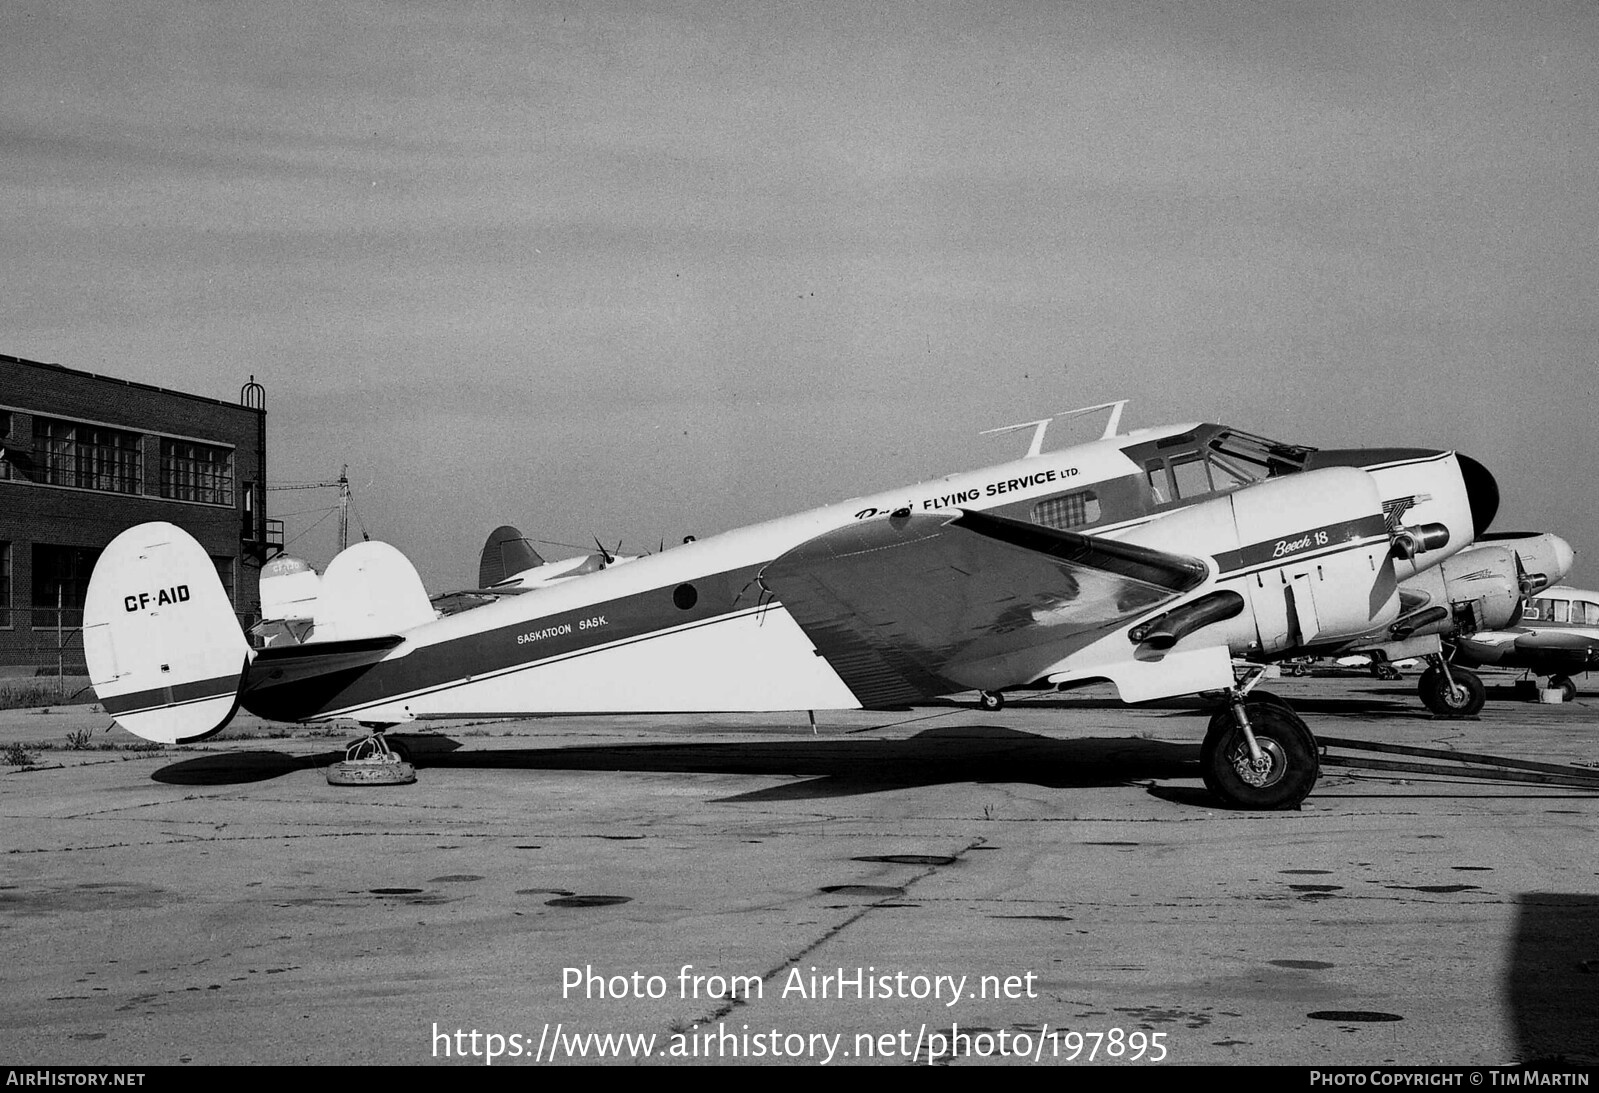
[
  {"xmin": 1418, "ymin": 666, "xmax": 1486, "ymax": 718},
  {"xmin": 977, "ymin": 690, "xmax": 1005, "ymax": 712},
  {"xmin": 1201, "ymin": 702, "xmax": 1319, "ymax": 810}
]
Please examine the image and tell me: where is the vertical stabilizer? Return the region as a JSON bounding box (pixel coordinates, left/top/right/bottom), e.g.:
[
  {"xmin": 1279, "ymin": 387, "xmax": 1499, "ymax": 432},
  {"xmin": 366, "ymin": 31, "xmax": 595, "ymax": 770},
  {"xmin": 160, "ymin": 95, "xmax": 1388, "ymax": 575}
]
[
  {"xmin": 83, "ymin": 523, "xmax": 251, "ymax": 743},
  {"xmin": 478, "ymin": 525, "xmax": 544, "ymax": 587}
]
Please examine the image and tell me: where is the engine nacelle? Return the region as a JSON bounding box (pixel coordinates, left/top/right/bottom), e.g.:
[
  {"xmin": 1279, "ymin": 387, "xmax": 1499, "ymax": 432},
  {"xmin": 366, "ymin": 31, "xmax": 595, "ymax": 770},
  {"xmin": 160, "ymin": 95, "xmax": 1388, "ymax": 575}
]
[
  {"xmin": 1396, "ymin": 545, "xmax": 1524, "ymax": 637},
  {"xmin": 1117, "ymin": 466, "xmax": 1404, "ymax": 657}
]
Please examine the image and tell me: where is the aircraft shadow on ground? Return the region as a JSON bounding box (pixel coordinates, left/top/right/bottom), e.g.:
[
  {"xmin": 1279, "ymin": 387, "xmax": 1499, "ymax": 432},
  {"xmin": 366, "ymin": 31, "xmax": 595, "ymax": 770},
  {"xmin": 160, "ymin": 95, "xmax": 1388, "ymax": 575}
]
[
  {"xmin": 151, "ymin": 749, "xmax": 344, "ymax": 785},
  {"xmin": 1511, "ymin": 894, "xmax": 1599, "ymax": 1065},
  {"xmin": 149, "ymin": 726, "xmax": 1200, "ymax": 800}
]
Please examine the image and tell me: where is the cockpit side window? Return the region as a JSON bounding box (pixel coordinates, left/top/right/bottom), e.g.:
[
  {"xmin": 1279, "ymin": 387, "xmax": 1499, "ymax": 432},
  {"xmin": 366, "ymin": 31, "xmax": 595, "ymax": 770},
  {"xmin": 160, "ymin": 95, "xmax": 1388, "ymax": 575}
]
[
  {"xmin": 1550, "ymin": 599, "xmax": 1570, "ymax": 623},
  {"xmin": 1579, "ymin": 600, "xmax": 1599, "ymax": 626},
  {"xmin": 1169, "ymin": 456, "xmax": 1211, "ymax": 500}
]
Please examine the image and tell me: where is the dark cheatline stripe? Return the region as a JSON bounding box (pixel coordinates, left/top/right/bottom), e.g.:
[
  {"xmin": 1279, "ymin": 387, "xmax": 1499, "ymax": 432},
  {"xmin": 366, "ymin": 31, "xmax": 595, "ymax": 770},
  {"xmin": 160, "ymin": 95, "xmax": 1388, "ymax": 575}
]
[
  {"xmin": 241, "ymin": 562, "xmax": 771, "ymax": 722},
  {"xmin": 101, "ymin": 673, "xmax": 242, "ymax": 716},
  {"xmin": 1213, "ymin": 515, "xmax": 1389, "ymax": 576}
]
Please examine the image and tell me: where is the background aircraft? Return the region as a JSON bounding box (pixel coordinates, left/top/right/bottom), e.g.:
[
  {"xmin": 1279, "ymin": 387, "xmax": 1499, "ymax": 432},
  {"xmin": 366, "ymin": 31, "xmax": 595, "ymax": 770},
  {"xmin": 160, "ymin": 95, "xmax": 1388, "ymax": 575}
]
[
  {"xmin": 1448, "ymin": 584, "xmax": 1599, "ymax": 703},
  {"xmin": 82, "ymin": 413, "xmax": 1503, "ymax": 811}
]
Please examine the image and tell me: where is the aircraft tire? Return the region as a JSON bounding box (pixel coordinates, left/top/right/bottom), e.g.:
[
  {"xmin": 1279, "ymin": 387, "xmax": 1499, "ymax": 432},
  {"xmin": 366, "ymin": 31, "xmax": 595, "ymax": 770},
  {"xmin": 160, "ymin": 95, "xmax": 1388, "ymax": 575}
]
[
  {"xmin": 1550, "ymin": 676, "xmax": 1578, "ymax": 703},
  {"xmin": 1418, "ymin": 666, "xmax": 1485, "ymax": 718},
  {"xmin": 977, "ymin": 690, "xmax": 1005, "ymax": 712},
  {"xmin": 1200, "ymin": 702, "xmax": 1319, "ymax": 810},
  {"xmin": 1242, "ymin": 689, "xmax": 1292, "ymax": 711}
]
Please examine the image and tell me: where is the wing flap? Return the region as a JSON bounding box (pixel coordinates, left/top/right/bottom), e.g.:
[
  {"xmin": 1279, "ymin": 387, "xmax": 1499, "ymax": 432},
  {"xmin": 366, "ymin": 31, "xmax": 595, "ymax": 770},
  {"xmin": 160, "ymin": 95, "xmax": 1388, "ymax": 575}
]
[{"xmin": 760, "ymin": 510, "xmax": 1211, "ymax": 706}]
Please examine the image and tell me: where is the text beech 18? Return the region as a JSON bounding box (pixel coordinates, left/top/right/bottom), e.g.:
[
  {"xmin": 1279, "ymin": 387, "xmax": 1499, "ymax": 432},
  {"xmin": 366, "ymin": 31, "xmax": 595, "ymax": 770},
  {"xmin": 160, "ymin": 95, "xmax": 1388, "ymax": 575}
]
[{"xmin": 83, "ymin": 409, "xmax": 1507, "ymax": 809}]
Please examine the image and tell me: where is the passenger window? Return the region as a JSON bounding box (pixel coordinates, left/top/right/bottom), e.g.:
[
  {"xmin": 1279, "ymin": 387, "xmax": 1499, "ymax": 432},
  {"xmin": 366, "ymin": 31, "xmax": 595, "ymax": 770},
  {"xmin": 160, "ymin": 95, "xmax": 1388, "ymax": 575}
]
[{"xmin": 1033, "ymin": 491, "xmax": 1102, "ymax": 530}]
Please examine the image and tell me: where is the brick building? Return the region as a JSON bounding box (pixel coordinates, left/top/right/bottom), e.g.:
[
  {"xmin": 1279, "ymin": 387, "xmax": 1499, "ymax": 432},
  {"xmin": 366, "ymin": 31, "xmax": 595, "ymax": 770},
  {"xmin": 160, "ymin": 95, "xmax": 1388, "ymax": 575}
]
[{"xmin": 0, "ymin": 354, "xmax": 274, "ymax": 671}]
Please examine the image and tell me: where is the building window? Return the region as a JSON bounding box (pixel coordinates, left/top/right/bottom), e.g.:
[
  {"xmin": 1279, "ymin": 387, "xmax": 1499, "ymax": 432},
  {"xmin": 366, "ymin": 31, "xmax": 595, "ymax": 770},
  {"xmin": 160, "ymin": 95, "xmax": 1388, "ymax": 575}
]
[
  {"xmin": 33, "ymin": 417, "xmax": 143, "ymax": 494},
  {"xmin": 160, "ymin": 438, "xmax": 234, "ymax": 506},
  {"xmin": 0, "ymin": 411, "xmax": 12, "ymax": 481},
  {"xmin": 0, "ymin": 542, "xmax": 10, "ymax": 628},
  {"xmin": 212, "ymin": 555, "xmax": 236, "ymax": 607},
  {"xmin": 31, "ymin": 544, "xmax": 102, "ymax": 627},
  {"xmin": 1033, "ymin": 490, "xmax": 1102, "ymax": 530}
]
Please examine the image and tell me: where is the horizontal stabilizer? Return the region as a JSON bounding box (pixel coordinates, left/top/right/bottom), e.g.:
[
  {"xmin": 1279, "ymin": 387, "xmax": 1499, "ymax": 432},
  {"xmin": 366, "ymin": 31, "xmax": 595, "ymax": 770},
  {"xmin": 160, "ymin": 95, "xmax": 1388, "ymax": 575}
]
[{"xmin": 313, "ymin": 541, "xmax": 435, "ymax": 640}]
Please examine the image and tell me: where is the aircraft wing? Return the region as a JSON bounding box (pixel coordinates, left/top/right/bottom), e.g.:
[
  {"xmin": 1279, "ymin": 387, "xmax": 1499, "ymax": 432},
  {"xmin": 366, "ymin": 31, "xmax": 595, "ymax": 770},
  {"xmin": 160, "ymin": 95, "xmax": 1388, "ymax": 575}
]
[
  {"xmin": 759, "ymin": 509, "xmax": 1211, "ymax": 707},
  {"xmin": 1508, "ymin": 629, "xmax": 1599, "ymax": 672}
]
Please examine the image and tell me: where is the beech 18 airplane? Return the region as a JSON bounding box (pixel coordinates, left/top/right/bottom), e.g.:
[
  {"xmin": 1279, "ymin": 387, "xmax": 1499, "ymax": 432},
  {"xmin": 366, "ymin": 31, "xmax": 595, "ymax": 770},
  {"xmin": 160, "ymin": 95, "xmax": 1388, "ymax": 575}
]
[{"xmin": 82, "ymin": 406, "xmax": 1505, "ymax": 810}]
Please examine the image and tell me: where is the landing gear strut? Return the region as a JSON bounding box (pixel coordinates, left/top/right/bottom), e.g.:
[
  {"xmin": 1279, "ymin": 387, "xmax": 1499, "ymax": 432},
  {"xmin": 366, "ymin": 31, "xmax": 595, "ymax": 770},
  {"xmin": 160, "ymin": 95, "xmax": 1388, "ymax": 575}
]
[
  {"xmin": 1418, "ymin": 657, "xmax": 1485, "ymax": 718},
  {"xmin": 1200, "ymin": 671, "xmax": 1319, "ymax": 810}
]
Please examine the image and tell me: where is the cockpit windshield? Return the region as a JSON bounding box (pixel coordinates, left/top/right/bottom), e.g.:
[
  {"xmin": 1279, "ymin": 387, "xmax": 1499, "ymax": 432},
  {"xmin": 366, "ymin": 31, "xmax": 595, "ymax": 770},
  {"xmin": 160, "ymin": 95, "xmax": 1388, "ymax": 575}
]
[
  {"xmin": 1121, "ymin": 425, "xmax": 1316, "ymax": 509},
  {"xmin": 1206, "ymin": 428, "xmax": 1315, "ymax": 483}
]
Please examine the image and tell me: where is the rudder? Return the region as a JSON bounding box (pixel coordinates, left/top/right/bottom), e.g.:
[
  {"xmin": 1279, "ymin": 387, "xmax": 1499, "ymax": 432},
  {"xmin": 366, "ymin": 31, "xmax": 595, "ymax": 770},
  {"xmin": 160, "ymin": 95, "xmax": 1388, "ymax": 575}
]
[
  {"xmin": 83, "ymin": 522, "xmax": 251, "ymax": 744},
  {"xmin": 478, "ymin": 525, "xmax": 543, "ymax": 587}
]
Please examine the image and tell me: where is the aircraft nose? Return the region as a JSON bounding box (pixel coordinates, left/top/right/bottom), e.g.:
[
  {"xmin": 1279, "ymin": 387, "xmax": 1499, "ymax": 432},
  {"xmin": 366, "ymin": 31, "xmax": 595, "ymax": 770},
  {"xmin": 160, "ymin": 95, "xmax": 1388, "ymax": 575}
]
[{"xmin": 1456, "ymin": 453, "xmax": 1500, "ymax": 540}]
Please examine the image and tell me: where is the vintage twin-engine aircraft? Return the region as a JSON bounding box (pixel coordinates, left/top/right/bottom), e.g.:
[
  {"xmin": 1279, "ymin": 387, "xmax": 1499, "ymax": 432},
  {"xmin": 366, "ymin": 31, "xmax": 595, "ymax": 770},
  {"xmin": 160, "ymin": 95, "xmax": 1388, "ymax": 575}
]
[
  {"xmin": 82, "ymin": 411, "xmax": 1502, "ymax": 810},
  {"xmin": 1447, "ymin": 584, "xmax": 1599, "ymax": 703}
]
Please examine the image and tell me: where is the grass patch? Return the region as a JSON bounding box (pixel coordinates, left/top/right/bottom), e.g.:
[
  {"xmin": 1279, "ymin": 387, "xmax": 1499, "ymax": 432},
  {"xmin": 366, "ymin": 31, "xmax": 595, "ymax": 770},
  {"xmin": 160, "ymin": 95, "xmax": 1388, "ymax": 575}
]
[
  {"xmin": 0, "ymin": 677, "xmax": 91, "ymax": 710},
  {"xmin": 3, "ymin": 742, "xmax": 39, "ymax": 768}
]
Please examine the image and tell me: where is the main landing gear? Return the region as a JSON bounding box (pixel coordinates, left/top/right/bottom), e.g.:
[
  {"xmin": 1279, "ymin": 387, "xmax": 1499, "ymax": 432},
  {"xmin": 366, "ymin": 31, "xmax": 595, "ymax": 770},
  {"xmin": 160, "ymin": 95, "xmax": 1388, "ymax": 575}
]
[
  {"xmin": 1200, "ymin": 673, "xmax": 1319, "ymax": 810},
  {"xmin": 1547, "ymin": 675, "xmax": 1578, "ymax": 704},
  {"xmin": 326, "ymin": 727, "xmax": 416, "ymax": 786},
  {"xmin": 1417, "ymin": 656, "xmax": 1486, "ymax": 718}
]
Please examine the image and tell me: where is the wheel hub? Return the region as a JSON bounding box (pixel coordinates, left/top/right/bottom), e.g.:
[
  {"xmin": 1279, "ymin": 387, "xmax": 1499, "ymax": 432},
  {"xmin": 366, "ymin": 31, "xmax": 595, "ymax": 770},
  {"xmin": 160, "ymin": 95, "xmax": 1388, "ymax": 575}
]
[{"xmin": 1229, "ymin": 737, "xmax": 1287, "ymax": 788}]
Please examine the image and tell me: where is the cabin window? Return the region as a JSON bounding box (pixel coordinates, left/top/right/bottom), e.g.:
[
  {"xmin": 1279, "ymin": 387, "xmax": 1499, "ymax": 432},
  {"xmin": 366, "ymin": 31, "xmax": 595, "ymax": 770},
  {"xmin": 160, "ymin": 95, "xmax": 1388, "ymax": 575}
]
[
  {"xmin": 32, "ymin": 417, "xmax": 143, "ymax": 494},
  {"xmin": 1550, "ymin": 600, "xmax": 1570, "ymax": 623},
  {"xmin": 1579, "ymin": 600, "xmax": 1599, "ymax": 626},
  {"xmin": 160, "ymin": 438, "xmax": 235, "ymax": 506},
  {"xmin": 1033, "ymin": 490, "xmax": 1101, "ymax": 530}
]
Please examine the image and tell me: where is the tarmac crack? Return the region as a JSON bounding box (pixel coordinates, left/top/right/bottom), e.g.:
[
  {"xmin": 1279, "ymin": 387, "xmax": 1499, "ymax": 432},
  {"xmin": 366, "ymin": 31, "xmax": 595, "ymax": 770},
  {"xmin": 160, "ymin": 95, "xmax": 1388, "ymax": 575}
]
[{"xmin": 676, "ymin": 836, "xmax": 989, "ymax": 1029}]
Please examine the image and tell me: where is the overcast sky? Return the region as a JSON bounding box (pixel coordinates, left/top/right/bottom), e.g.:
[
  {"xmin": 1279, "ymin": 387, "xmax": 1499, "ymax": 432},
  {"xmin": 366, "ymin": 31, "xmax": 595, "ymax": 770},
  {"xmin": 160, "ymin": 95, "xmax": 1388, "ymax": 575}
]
[{"xmin": 5, "ymin": 1, "xmax": 1595, "ymax": 586}]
